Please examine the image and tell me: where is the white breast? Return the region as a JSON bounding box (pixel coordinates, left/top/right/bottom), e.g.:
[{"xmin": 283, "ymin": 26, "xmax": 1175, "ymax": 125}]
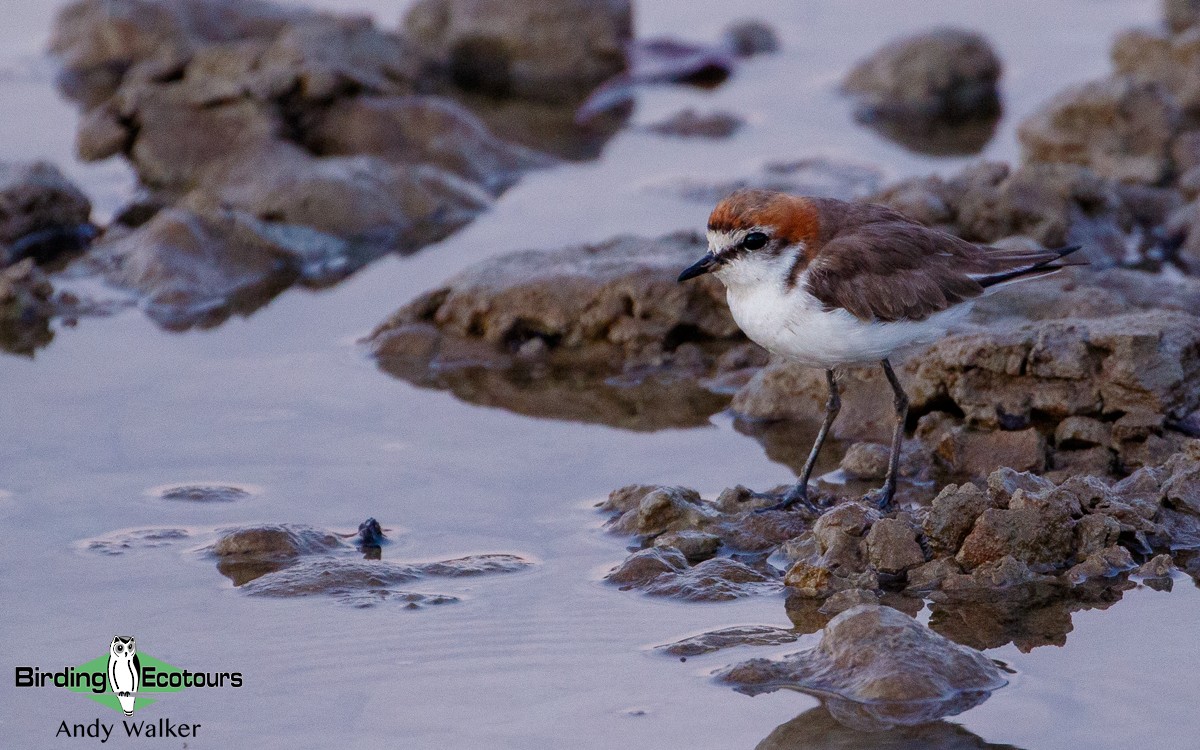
[{"xmin": 721, "ymin": 266, "xmax": 968, "ymax": 369}]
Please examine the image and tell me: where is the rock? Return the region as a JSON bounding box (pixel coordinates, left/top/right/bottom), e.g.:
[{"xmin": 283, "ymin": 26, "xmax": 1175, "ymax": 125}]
[
  {"xmin": 605, "ymin": 548, "xmax": 778, "ymax": 601},
  {"xmin": 1065, "ymin": 545, "xmax": 1136, "ymax": 584},
  {"xmin": 0, "ymin": 259, "xmax": 57, "ymax": 354},
  {"xmin": 817, "ymin": 588, "xmax": 880, "ymax": 616},
  {"xmin": 865, "ymin": 518, "xmax": 926, "ymax": 574},
  {"xmin": 604, "ymin": 486, "xmax": 718, "ymax": 537},
  {"xmin": 605, "ymin": 546, "xmax": 688, "ymax": 587},
  {"xmin": 657, "ymin": 625, "xmax": 798, "ymax": 657},
  {"xmin": 923, "ymin": 483, "xmax": 996, "ymax": 556},
  {"xmin": 214, "ymin": 154, "xmax": 491, "ymax": 244},
  {"xmin": 1112, "ymin": 27, "xmax": 1200, "ymax": 114},
  {"xmin": 1167, "ymin": 0, "xmax": 1200, "ymax": 32},
  {"xmin": 924, "ymin": 424, "xmax": 1047, "ymax": 478},
  {"xmin": 157, "ymin": 484, "xmax": 251, "ymax": 502},
  {"xmin": 644, "ymin": 109, "xmax": 743, "ymax": 139},
  {"xmin": 403, "ymin": 0, "xmax": 631, "ymax": 102},
  {"xmin": 812, "ymin": 502, "xmax": 880, "ymax": 572},
  {"xmin": 653, "ymin": 530, "xmax": 722, "ymax": 563},
  {"xmin": 0, "ymin": 161, "xmax": 93, "ymax": 266},
  {"xmin": 654, "ymin": 158, "xmax": 884, "ymax": 206},
  {"xmin": 239, "ymin": 553, "xmax": 531, "ymax": 603},
  {"xmin": 306, "ymin": 95, "xmax": 553, "ymax": 194},
  {"xmin": 1018, "ymin": 76, "xmax": 1181, "ymax": 184},
  {"xmin": 956, "ymin": 507, "xmax": 1075, "ymax": 571},
  {"xmin": 1135, "ymin": 553, "xmax": 1175, "ymax": 578},
  {"xmin": 904, "ymin": 557, "xmax": 963, "ymax": 594},
  {"xmin": 212, "ymin": 524, "xmax": 345, "ymax": 559},
  {"xmin": 732, "ymin": 361, "xmax": 900, "ymax": 444},
  {"xmin": 81, "ymin": 528, "xmax": 191, "ymax": 556},
  {"xmin": 369, "ymin": 232, "xmax": 740, "ymax": 391},
  {"xmin": 1074, "ymin": 513, "xmax": 1123, "ymax": 557},
  {"xmin": 842, "ymin": 28, "xmax": 1001, "ymax": 121},
  {"xmin": 1055, "ymin": 416, "xmax": 1113, "ymax": 449},
  {"xmin": 871, "ymin": 161, "xmax": 1137, "ymax": 265},
  {"xmin": 934, "ymin": 555, "xmax": 1063, "ymax": 603},
  {"xmin": 839, "ymin": 442, "xmax": 891, "ymax": 480},
  {"xmin": 722, "ymin": 20, "xmax": 780, "ymax": 57},
  {"xmin": 986, "ymin": 467, "xmax": 1054, "ymax": 505},
  {"xmin": 908, "ymin": 312, "xmax": 1200, "ymax": 429},
  {"xmin": 94, "ymin": 205, "xmax": 339, "ymax": 329},
  {"xmin": 716, "ymin": 605, "xmax": 1007, "ymax": 731}
]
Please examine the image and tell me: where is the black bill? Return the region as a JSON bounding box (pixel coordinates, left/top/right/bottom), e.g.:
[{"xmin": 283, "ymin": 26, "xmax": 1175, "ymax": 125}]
[{"xmin": 677, "ymin": 252, "xmax": 717, "ymax": 282}]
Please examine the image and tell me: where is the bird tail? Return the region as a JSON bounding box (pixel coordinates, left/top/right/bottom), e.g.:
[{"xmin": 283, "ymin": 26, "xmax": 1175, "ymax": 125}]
[{"xmin": 975, "ymin": 245, "xmax": 1084, "ymax": 289}]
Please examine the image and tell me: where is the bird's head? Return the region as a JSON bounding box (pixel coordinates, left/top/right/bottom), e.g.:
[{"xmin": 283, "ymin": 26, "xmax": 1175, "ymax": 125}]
[{"xmin": 678, "ymin": 189, "xmax": 820, "ymax": 287}]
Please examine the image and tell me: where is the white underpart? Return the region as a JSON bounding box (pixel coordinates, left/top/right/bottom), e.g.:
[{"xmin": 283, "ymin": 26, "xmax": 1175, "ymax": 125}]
[{"xmin": 713, "ymin": 247, "xmax": 969, "ymax": 369}]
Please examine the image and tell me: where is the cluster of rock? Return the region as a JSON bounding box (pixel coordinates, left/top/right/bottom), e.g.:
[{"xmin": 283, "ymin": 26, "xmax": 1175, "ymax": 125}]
[
  {"xmin": 207, "ymin": 523, "xmax": 534, "ymax": 607},
  {"xmin": 602, "ymin": 442, "xmax": 1199, "ymax": 646},
  {"xmin": 80, "ymin": 519, "xmax": 534, "ymax": 608},
  {"xmin": 841, "ymin": 27, "xmax": 1002, "ymax": 155},
  {"xmin": 32, "ymin": 0, "xmax": 638, "ymax": 329}
]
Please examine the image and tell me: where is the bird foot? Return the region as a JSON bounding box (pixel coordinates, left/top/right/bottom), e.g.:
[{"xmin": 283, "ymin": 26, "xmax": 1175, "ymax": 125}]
[
  {"xmin": 864, "ymin": 487, "xmax": 895, "ymax": 512},
  {"xmin": 749, "ymin": 484, "xmax": 820, "ymax": 514}
]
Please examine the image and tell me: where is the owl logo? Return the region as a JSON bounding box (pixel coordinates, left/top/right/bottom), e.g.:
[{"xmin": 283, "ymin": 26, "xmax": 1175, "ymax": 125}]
[{"xmin": 107, "ymin": 636, "xmax": 141, "ymax": 716}]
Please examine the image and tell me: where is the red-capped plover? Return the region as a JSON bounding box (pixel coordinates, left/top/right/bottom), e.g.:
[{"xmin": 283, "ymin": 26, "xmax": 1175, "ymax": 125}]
[{"xmin": 678, "ymin": 189, "xmax": 1080, "ymax": 511}]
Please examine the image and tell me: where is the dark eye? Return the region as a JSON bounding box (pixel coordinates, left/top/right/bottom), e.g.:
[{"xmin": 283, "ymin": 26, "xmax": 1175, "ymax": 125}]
[{"xmin": 742, "ymin": 232, "xmax": 769, "ymax": 250}]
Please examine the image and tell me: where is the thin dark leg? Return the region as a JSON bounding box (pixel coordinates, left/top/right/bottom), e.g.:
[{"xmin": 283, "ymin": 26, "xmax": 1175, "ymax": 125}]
[
  {"xmin": 873, "ymin": 358, "xmax": 908, "ymax": 511},
  {"xmin": 760, "ymin": 369, "xmax": 840, "ymax": 512}
]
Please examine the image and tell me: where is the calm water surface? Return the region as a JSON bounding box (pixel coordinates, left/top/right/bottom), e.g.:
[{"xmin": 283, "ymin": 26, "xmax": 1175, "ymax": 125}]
[{"xmin": 3, "ymin": 1, "xmax": 1198, "ymax": 748}]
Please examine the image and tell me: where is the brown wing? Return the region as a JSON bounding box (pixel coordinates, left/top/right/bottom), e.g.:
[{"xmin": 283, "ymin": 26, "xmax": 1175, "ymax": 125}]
[{"xmin": 803, "ymin": 221, "xmax": 1069, "ymax": 322}]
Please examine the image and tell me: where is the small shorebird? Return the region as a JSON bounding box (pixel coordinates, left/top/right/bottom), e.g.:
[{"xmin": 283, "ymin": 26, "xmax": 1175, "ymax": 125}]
[{"xmin": 678, "ymin": 190, "xmax": 1079, "ymax": 511}]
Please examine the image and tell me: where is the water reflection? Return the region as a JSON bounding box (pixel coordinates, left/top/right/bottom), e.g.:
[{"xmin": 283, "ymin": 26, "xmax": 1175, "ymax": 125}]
[{"xmin": 756, "ymin": 705, "xmax": 1023, "ymax": 750}]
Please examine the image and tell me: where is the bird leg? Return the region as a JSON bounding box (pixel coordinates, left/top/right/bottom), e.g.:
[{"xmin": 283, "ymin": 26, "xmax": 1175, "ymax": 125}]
[
  {"xmin": 867, "ymin": 358, "xmax": 908, "ymax": 511},
  {"xmin": 757, "ymin": 368, "xmax": 840, "ymax": 512}
]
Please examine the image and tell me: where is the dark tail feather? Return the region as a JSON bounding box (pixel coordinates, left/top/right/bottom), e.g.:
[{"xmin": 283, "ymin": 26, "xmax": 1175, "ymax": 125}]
[{"xmin": 976, "ymin": 245, "xmax": 1084, "ymax": 289}]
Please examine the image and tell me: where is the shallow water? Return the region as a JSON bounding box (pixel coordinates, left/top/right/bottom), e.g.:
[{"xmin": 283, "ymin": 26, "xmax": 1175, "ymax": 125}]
[{"xmin": 4, "ymin": 1, "xmax": 1199, "ymax": 748}]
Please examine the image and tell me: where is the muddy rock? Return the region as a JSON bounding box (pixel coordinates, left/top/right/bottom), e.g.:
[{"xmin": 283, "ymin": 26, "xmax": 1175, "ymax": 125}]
[
  {"xmin": 605, "ymin": 547, "xmax": 778, "ymax": 601},
  {"xmin": 1074, "ymin": 513, "xmax": 1123, "ymax": 557},
  {"xmin": 1018, "ymin": 76, "xmax": 1182, "ymax": 184},
  {"xmin": 655, "ymin": 157, "xmax": 884, "ymax": 207},
  {"xmin": 872, "ymin": 161, "xmax": 1138, "ymax": 266},
  {"xmin": 1112, "ymin": 26, "xmax": 1200, "ymax": 115},
  {"xmin": 653, "ymin": 530, "xmax": 722, "ymax": 563},
  {"xmin": 732, "ymin": 361, "xmax": 901, "ymax": 444},
  {"xmin": 843, "ymin": 28, "xmax": 1001, "ymax": 121},
  {"xmin": 908, "ymin": 311, "xmax": 1200, "ymax": 428},
  {"xmin": 839, "ymin": 442, "xmax": 891, "ymax": 480},
  {"xmin": 923, "ymin": 483, "xmax": 995, "ymax": 557},
  {"xmin": 369, "ymin": 233, "xmax": 741, "ymax": 398},
  {"xmin": 604, "ymin": 485, "xmax": 718, "ymax": 537},
  {"xmin": 956, "ymin": 506, "xmax": 1075, "ymax": 571},
  {"xmin": 1065, "ymin": 545, "xmax": 1136, "ymax": 584},
  {"xmin": 644, "ymin": 109, "xmax": 743, "ymax": 139},
  {"xmin": 403, "ymin": 0, "xmax": 631, "ymax": 102},
  {"xmin": 1135, "ymin": 552, "xmax": 1175, "ymax": 578},
  {"xmin": 865, "ymin": 517, "xmax": 926, "ymax": 574},
  {"xmin": 0, "ymin": 260, "xmax": 58, "ymax": 354},
  {"xmin": 922, "ymin": 420, "xmax": 1047, "ymax": 478},
  {"xmin": 717, "ymin": 605, "xmax": 1007, "ymax": 731},
  {"xmin": 817, "ymin": 588, "xmax": 880, "ymax": 616},
  {"xmin": 240, "ymin": 553, "xmax": 531, "ymax": 605},
  {"xmin": 0, "ymin": 161, "xmax": 93, "ymax": 266},
  {"xmin": 212, "ymin": 524, "xmax": 345, "ymax": 559},
  {"xmin": 94, "ymin": 204, "xmax": 344, "ymax": 329},
  {"xmin": 306, "ymin": 95, "xmax": 553, "ymax": 194},
  {"xmin": 657, "ymin": 625, "xmax": 799, "ymax": 657},
  {"xmin": 934, "ymin": 555, "xmax": 1063, "ymax": 603},
  {"xmin": 82, "ymin": 528, "xmax": 192, "ymax": 556}
]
